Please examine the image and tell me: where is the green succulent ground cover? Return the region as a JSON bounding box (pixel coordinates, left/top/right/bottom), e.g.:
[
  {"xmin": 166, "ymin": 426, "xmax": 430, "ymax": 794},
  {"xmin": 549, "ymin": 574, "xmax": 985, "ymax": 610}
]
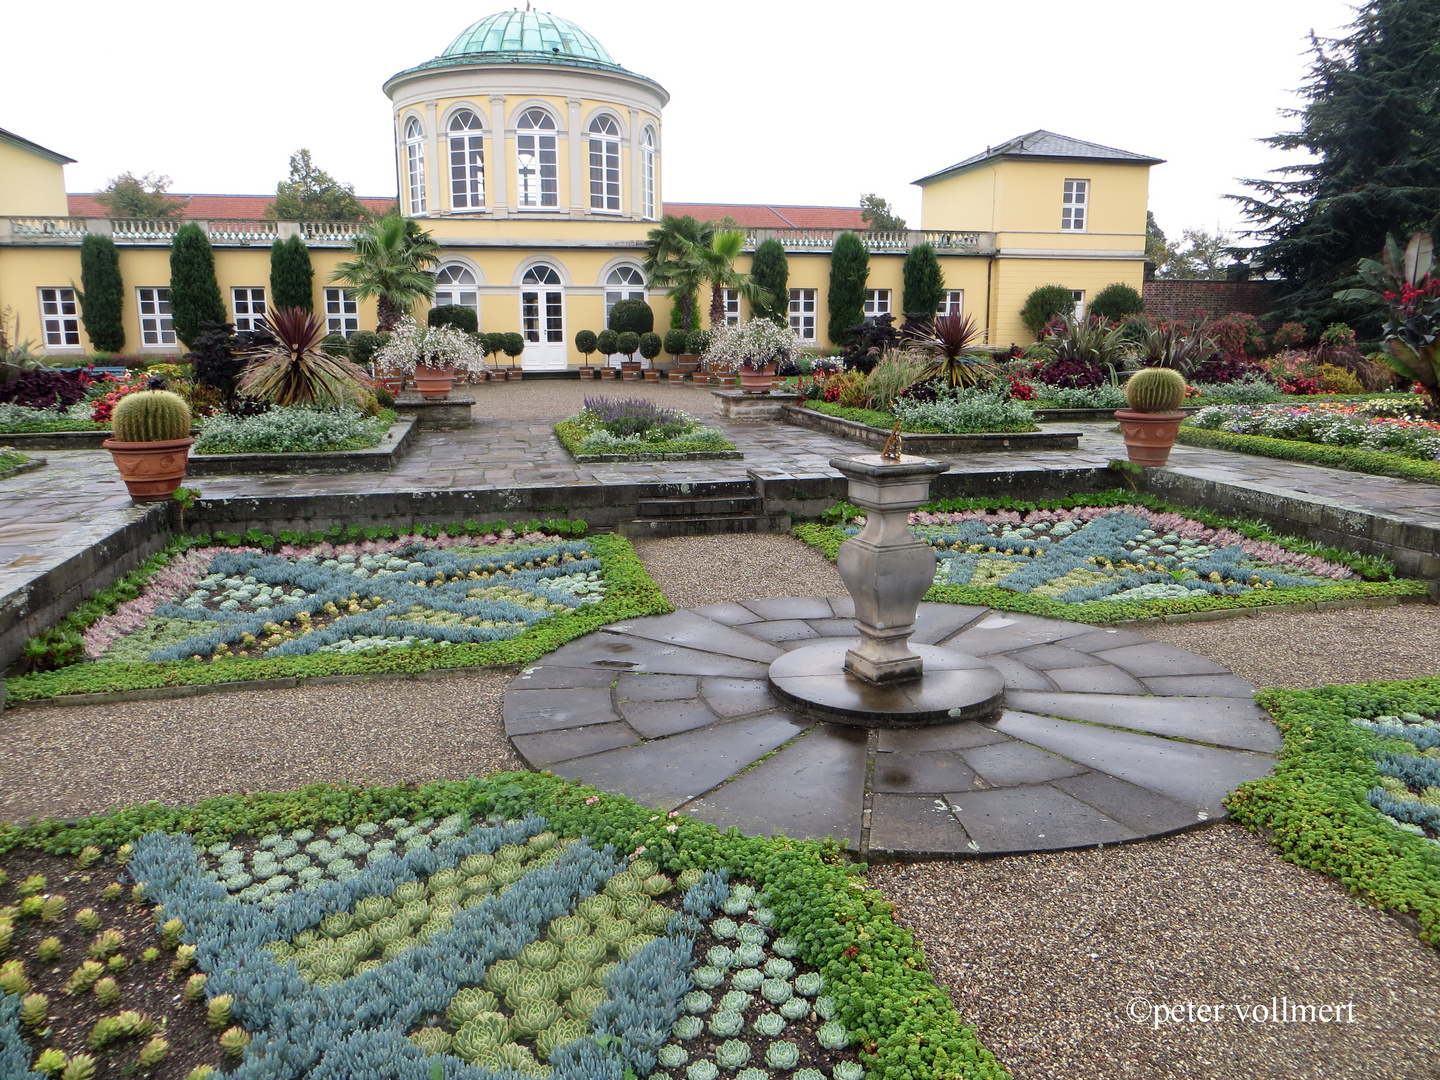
[
  {"xmin": 794, "ymin": 489, "xmax": 1422, "ymax": 625},
  {"xmin": 0, "ymin": 772, "xmax": 1011, "ymax": 1080},
  {"xmin": 6, "ymin": 521, "xmax": 670, "ymax": 704},
  {"xmin": 1228, "ymin": 678, "xmax": 1440, "ymax": 945},
  {"xmin": 1176, "ymin": 426, "xmax": 1440, "ymax": 484},
  {"xmin": 553, "ymin": 421, "xmax": 738, "ymax": 460}
]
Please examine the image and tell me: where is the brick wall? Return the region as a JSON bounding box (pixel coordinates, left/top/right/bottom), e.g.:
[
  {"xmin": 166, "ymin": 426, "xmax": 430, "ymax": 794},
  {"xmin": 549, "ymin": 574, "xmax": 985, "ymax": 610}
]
[{"xmin": 1142, "ymin": 280, "xmax": 1280, "ymax": 322}]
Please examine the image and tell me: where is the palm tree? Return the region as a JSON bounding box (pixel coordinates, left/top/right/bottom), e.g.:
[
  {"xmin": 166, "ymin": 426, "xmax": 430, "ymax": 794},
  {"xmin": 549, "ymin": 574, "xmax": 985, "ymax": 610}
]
[
  {"xmin": 698, "ymin": 229, "xmax": 770, "ymax": 329},
  {"xmin": 643, "ymin": 215, "xmax": 709, "ymax": 333},
  {"xmin": 330, "ymin": 215, "xmax": 441, "ymax": 330}
]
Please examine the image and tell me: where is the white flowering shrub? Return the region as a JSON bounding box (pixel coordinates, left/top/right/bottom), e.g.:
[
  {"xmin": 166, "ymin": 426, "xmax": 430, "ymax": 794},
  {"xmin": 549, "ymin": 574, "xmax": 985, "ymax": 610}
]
[
  {"xmin": 374, "ymin": 316, "xmax": 485, "ymax": 375},
  {"xmin": 702, "ymin": 319, "xmax": 803, "ymax": 372}
]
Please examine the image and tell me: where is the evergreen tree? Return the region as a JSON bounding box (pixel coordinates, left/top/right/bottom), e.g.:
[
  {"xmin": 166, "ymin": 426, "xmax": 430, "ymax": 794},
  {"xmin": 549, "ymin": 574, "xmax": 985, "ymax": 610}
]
[
  {"xmin": 750, "ymin": 239, "xmax": 789, "ymax": 324},
  {"xmin": 168, "ymin": 223, "xmax": 226, "ymax": 347},
  {"xmin": 902, "ymin": 242, "xmax": 945, "ymax": 317},
  {"xmin": 265, "ymin": 149, "xmax": 371, "ymax": 222},
  {"xmin": 1231, "ymin": 0, "xmax": 1440, "ymax": 331},
  {"xmin": 78, "ymin": 234, "xmax": 125, "ymax": 351},
  {"xmin": 860, "ymin": 193, "xmax": 907, "ymax": 232},
  {"xmin": 827, "ymin": 232, "xmax": 869, "ymax": 345},
  {"xmin": 270, "ymin": 235, "xmax": 315, "ymax": 312}
]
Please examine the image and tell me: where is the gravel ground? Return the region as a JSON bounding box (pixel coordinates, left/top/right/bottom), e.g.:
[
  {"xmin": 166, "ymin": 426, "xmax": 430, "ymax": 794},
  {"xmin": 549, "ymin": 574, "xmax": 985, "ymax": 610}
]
[
  {"xmin": 467, "ymin": 377, "xmax": 723, "ymax": 420},
  {"xmin": 630, "ymin": 533, "xmax": 846, "ymax": 608}
]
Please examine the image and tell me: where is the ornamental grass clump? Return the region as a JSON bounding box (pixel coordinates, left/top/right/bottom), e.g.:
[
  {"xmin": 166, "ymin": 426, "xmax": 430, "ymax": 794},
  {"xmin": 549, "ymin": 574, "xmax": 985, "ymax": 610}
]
[{"xmin": 237, "ymin": 306, "xmax": 371, "ymax": 408}]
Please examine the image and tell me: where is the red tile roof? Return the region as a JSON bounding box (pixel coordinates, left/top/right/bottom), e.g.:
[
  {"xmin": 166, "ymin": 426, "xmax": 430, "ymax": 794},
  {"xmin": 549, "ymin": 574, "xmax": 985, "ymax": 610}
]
[
  {"xmin": 662, "ymin": 202, "xmax": 865, "ymax": 229},
  {"xmin": 65, "ymin": 193, "xmax": 397, "ymax": 219}
]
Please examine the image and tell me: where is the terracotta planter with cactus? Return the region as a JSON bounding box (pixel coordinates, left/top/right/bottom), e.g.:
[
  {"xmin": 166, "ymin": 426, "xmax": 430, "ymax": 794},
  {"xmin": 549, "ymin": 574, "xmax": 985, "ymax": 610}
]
[
  {"xmin": 103, "ymin": 389, "xmax": 194, "ymax": 501},
  {"xmin": 1116, "ymin": 367, "xmax": 1187, "ymax": 467}
]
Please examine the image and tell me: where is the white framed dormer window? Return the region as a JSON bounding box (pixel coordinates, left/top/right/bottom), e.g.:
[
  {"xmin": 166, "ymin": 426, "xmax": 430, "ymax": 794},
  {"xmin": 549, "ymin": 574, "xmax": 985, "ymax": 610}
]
[
  {"xmin": 604, "ymin": 266, "xmax": 646, "ymax": 325},
  {"xmin": 434, "ymin": 265, "xmax": 479, "ymax": 319},
  {"xmin": 641, "ymin": 126, "xmax": 656, "ymax": 220},
  {"xmin": 789, "ymin": 288, "xmax": 816, "ymax": 340},
  {"xmin": 516, "ymin": 109, "xmax": 559, "ymax": 209},
  {"xmin": 937, "ymin": 290, "xmax": 964, "ymax": 318},
  {"xmin": 1072, "ymin": 290, "xmax": 1086, "ymax": 322},
  {"xmin": 449, "ymin": 110, "xmax": 485, "ymax": 211},
  {"xmin": 324, "ymin": 287, "xmax": 359, "ymax": 337},
  {"xmin": 588, "ymin": 115, "xmax": 621, "ymax": 213},
  {"xmin": 405, "ymin": 118, "xmax": 427, "ymax": 215},
  {"xmin": 38, "ymin": 287, "xmax": 81, "ymax": 348},
  {"xmin": 137, "ymin": 287, "xmax": 175, "ymax": 346},
  {"xmin": 232, "ymin": 288, "xmax": 266, "ymax": 332},
  {"xmin": 723, "ymin": 289, "xmax": 741, "ymax": 326},
  {"xmin": 863, "ymin": 289, "xmax": 891, "ymax": 320},
  {"xmin": 1061, "ymin": 179, "xmax": 1088, "ymax": 231}
]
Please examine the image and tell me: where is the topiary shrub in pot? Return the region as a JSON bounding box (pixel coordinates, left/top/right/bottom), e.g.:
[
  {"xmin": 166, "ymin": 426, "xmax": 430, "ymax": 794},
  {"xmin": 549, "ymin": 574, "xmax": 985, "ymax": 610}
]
[
  {"xmin": 1116, "ymin": 366, "xmax": 1188, "ymax": 466},
  {"xmin": 596, "ymin": 329, "xmax": 620, "ymax": 371},
  {"xmin": 501, "ymin": 332, "xmax": 525, "ymax": 378},
  {"xmin": 575, "ymin": 330, "xmax": 598, "ymax": 376},
  {"xmin": 639, "ymin": 332, "xmax": 662, "ymax": 368},
  {"xmin": 103, "ymin": 389, "xmax": 194, "ymax": 501},
  {"xmin": 664, "ymin": 328, "xmax": 698, "ymax": 372},
  {"xmin": 617, "ymin": 331, "xmax": 641, "ymax": 369}
]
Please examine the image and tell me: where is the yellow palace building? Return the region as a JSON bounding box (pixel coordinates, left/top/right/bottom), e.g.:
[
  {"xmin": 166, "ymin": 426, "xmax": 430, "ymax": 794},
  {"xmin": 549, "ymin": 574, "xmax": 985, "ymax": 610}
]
[{"xmin": 0, "ymin": 9, "xmax": 1162, "ymax": 369}]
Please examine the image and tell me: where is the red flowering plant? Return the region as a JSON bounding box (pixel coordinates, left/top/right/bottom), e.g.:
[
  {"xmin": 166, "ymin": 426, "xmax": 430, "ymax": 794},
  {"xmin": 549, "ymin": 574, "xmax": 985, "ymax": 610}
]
[
  {"xmin": 88, "ymin": 371, "xmax": 151, "ymax": 423},
  {"xmin": 1335, "ymin": 230, "xmax": 1440, "ymax": 413},
  {"xmin": 1006, "ymin": 376, "xmax": 1036, "ymax": 400}
]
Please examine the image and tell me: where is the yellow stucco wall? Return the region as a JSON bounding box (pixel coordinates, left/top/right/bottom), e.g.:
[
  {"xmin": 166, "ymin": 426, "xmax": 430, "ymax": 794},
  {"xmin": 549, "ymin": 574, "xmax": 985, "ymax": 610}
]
[
  {"xmin": 987, "ymin": 258, "xmax": 1145, "ymax": 346},
  {"xmin": 0, "ymin": 141, "xmax": 70, "ymax": 218}
]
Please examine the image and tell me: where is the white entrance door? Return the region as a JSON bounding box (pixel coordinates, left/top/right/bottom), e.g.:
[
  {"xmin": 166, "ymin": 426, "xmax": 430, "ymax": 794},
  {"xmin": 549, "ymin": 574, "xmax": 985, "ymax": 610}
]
[{"xmin": 520, "ymin": 264, "xmax": 566, "ymax": 370}]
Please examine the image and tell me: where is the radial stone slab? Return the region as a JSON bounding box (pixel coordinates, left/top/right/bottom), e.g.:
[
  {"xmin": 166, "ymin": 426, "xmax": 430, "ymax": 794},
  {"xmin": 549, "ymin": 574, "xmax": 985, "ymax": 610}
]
[{"xmin": 503, "ymin": 599, "xmax": 1279, "ymax": 859}]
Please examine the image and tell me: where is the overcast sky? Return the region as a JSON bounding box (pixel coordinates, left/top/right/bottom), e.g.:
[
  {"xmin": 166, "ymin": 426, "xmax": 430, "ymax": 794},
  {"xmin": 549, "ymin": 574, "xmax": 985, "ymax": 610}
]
[{"xmin": 5, "ymin": 0, "xmax": 1356, "ymax": 243}]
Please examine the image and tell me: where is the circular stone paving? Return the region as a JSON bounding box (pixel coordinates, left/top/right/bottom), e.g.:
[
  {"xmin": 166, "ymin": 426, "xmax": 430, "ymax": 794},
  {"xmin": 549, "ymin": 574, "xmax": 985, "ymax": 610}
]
[{"xmin": 502, "ymin": 598, "xmax": 1281, "ymax": 858}]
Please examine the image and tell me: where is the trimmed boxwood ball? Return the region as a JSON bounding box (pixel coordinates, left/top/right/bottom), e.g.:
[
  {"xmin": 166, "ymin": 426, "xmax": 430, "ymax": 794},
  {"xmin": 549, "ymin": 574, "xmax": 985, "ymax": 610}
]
[
  {"xmin": 1124, "ymin": 366, "xmax": 1187, "ymax": 412},
  {"xmin": 575, "ymin": 330, "xmax": 598, "ymax": 358},
  {"xmin": 1089, "ymin": 282, "xmax": 1144, "ymax": 320},
  {"xmin": 110, "ymin": 390, "xmax": 192, "ymax": 442},
  {"xmin": 639, "ymin": 332, "xmax": 662, "ymax": 361},
  {"xmin": 608, "ymin": 298, "xmax": 654, "ymax": 334},
  {"xmin": 428, "ymin": 304, "xmax": 478, "ymax": 334},
  {"xmin": 664, "ymin": 329, "xmax": 689, "ymax": 356},
  {"xmin": 502, "ymin": 332, "xmax": 525, "ymax": 360},
  {"xmin": 596, "ymin": 329, "xmax": 620, "ymax": 358},
  {"xmin": 617, "ymin": 331, "xmax": 641, "ymax": 359},
  {"xmin": 1020, "ymin": 283, "xmax": 1077, "ymax": 336}
]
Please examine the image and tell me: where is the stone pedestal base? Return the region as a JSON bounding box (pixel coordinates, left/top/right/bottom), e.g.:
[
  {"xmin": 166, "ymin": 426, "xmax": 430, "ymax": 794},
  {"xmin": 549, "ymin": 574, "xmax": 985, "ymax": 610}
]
[
  {"xmin": 768, "ymin": 639, "xmax": 1005, "ymax": 727},
  {"xmin": 394, "ymin": 393, "xmax": 475, "ymax": 430},
  {"xmin": 712, "ymin": 389, "xmax": 801, "ymax": 420}
]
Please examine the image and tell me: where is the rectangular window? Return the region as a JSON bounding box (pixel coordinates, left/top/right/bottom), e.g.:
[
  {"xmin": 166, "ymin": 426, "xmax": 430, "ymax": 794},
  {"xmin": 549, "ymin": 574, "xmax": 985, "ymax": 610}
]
[
  {"xmin": 325, "ymin": 287, "xmax": 359, "ymax": 337},
  {"xmin": 450, "ymin": 133, "xmax": 485, "ymax": 209},
  {"xmin": 642, "ymin": 145, "xmax": 655, "ymax": 219},
  {"xmin": 407, "ymin": 140, "xmax": 427, "ymax": 215},
  {"xmin": 723, "ymin": 289, "xmax": 741, "ymax": 326},
  {"xmin": 789, "ymin": 288, "xmax": 816, "ymax": 340},
  {"xmin": 936, "ymin": 290, "xmax": 964, "ymax": 318},
  {"xmin": 1072, "ymin": 289, "xmax": 1086, "ymax": 322},
  {"xmin": 1062, "ymin": 179, "xmax": 1088, "ymax": 231},
  {"xmin": 137, "ymin": 287, "xmax": 175, "ymax": 346},
  {"xmin": 516, "ymin": 134, "xmax": 559, "ymax": 208},
  {"xmin": 38, "ymin": 287, "xmax": 81, "ymax": 347},
  {"xmin": 232, "ymin": 287, "xmax": 267, "ymax": 333},
  {"xmin": 589, "ymin": 136, "xmax": 621, "ymax": 212},
  {"xmin": 862, "ymin": 289, "xmax": 891, "ymax": 319},
  {"xmin": 604, "ymin": 287, "xmax": 646, "ymax": 327}
]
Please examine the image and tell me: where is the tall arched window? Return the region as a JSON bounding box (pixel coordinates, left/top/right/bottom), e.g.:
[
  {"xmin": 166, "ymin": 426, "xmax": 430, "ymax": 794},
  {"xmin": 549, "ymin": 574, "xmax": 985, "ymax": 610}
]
[
  {"xmin": 588, "ymin": 115, "xmax": 621, "ymax": 212},
  {"xmin": 405, "ymin": 118, "xmax": 427, "ymax": 215},
  {"xmin": 604, "ymin": 266, "xmax": 646, "ymax": 325},
  {"xmin": 516, "ymin": 109, "xmax": 558, "ymax": 209},
  {"xmin": 448, "ymin": 111, "xmax": 485, "ymax": 210},
  {"xmin": 641, "ymin": 126, "xmax": 656, "ymax": 220},
  {"xmin": 434, "ymin": 265, "xmax": 479, "ymax": 319}
]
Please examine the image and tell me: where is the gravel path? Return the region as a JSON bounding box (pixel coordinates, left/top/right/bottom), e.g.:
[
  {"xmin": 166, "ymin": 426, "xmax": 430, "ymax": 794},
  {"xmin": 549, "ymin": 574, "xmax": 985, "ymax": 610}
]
[
  {"xmin": 629, "ymin": 533, "xmax": 846, "ymax": 609},
  {"xmin": 468, "ymin": 377, "xmax": 723, "ymax": 420}
]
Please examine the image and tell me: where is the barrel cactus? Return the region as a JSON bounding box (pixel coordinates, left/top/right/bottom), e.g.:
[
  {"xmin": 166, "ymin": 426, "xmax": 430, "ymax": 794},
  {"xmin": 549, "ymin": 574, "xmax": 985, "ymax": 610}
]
[
  {"xmin": 110, "ymin": 390, "xmax": 192, "ymax": 442},
  {"xmin": 1124, "ymin": 367, "xmax": 1187, "ymax": 413}
]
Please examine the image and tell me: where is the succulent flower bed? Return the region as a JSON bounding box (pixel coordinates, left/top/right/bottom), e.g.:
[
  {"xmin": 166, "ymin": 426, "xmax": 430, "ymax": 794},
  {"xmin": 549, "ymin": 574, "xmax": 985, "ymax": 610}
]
[
  {"xmin": 0, "ymin": 773, "xmax": 1006, "ymax": 1079},
  {"xmin": 7, "ymin": 521, "xmax": 670, "ymax": 704},
  {"xmin": 795, "ymin": 490, "xmax": 1421, "ymax": 624},
  {"xmin": 1188, "ymin": 401, "xmax": 1440, "ymax": 460},
  {"xmin": 555, "ymin": 398, "xmax": 738, "ymax": 461},
  {"xmin": 192, "ymin": 407, "xmax": 396, "ymax": 456}
]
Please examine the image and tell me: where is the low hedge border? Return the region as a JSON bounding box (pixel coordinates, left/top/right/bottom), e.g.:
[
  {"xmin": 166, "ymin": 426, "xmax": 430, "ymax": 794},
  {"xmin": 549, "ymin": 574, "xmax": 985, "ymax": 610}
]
[
  {"xmin": 1227, "ymin": 678, "xmax": 1440, "ymax": 945},
  {"xmin": 0, "ymin": 772, "xmax": 1011, "ymax": 1080},
  {"xmin": 5, "ymin": 523, "xmax": 671, "ymax": 704},
  {"xmin": 1176, "ymin": 425, "xmax": 1440, "ymax": 485}
]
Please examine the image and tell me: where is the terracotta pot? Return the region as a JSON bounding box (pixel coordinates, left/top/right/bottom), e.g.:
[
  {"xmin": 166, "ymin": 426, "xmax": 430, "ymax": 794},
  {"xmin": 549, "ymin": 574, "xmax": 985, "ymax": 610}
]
[
  {"xmin": 413, "ymin": 365, "xmax": 456, "ymax": 399},
  {"xmin": 1114, "ymin": 409, "xmax": 1185, "ymax": 466},
  {"xmin": 600, "ymin": 369, "xmax": 617, "ymax": 380},
  {"xmin": 622, "ymin": 370, "xmax": 641, "ymax": 381},
  {"xmin": 643, "ymin": 370, "xmax": 661, "ymax": 382},
  {"xmin": 738, "ymin": 363, "xmax": 778, "ymax": 394},
  {"xmin": 104, "ymin": 437, "xmax": 194, "ymax": 502},
  {"xmin": 667, "ymin": 372, "xmax": 687, "ymax": 385},
  {"xmin": 577, "ymin": 366, "xmax": 596, "ymax": 379},
  {"xmin": 673, "ymin": 354, "xmax": 700, "ymax": 372}
]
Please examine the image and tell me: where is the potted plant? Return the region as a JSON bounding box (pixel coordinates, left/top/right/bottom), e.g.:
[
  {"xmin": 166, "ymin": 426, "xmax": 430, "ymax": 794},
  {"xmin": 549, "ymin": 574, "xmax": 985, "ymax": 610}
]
[
  {"xmin": 618, "ymin": 331, "xmax": 642, "ymax": 374},
  {"xmin": 575, "ymin": 330, "xmax": 598, "ymax": 377},
  {"xmin": 640, "ymin": 331, "xmax": 662, "ymax": 370},
  {"xmin": 1116, "ymin": 366, "xmax": 1188, "ymax": 465},
  {"xmin": 705, "ymin": 318, "xmax": 802, "ymax": 394},
  {"xmin": 665, "ymin": 329, "xmax": 697, "ymax": 373},
  {"xmin": 688, "ymin": 329, "xmax": 713, "ymax": 379},
  {"xmin": 597, "ymin": 329, "xmax": 620, "ymax": 372},
  {"xmin": 501, "ymin": 333, "xmax": 525, "ymax": 379},
  {"xmin": 374, "ymin": 316, "xmax": 482, "ymax": 399},
  {"xmin": 480, "ymin": 332, "xmax": 507, "ymax": 380},
  {"xmin": 103, "ymin": 386, "xmax": 194, "ymax": 501}
]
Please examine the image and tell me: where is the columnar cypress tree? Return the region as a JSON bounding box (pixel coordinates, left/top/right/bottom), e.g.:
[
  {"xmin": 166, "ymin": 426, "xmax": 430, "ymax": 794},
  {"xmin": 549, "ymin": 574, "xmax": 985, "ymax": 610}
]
[
  {"xmin": 270, "ymin": 235, "xmax": 315, "ymax": 312},
  {"xmin": 902, "ymin": 242, "xmax": 945, "ymax": 318},
  {"xmin": 827, "ymin": 232, "xmax": 869, "ymax": 345},
  {"xmin": 169, "ymin": 224, "xmax": 226, "ymax": 347},
  {"xmin": 78, "ymin": 234, "xmax": 125, "ymax": 351},
  {"xmin": 749, "ymin": 239, "xmax": 789, "ymax": 324}
]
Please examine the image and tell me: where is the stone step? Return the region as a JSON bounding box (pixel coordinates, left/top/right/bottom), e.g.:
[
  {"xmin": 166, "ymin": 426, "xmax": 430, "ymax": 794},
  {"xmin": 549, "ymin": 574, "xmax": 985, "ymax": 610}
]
[
  {"xmin": 622, "ymin": 512, "xmax": 792, "ymax": 538},
  {"xmin": 636, "ymin": 480, "xmax": 755, "ymax": 499},
  {"xmin": 636, "ymin": 495, "xmax": 761, "ymax": 518}
]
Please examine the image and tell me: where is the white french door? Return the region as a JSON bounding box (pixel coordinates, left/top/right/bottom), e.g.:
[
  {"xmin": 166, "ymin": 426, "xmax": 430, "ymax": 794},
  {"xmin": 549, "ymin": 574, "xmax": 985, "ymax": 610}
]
[{"xmin": 520, "ymin": 264, "xmax": 566, "ymax": 370}]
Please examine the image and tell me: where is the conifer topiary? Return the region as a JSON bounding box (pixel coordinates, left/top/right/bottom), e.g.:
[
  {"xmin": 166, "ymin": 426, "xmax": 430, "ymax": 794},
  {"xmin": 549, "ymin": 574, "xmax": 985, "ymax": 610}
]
[
  {"xmin": 169, "ymin": 224, "xmax": 227, "ymax": 348},
  {"xmin": 639, "ymin": 332, "xmax": 662, "ymax": 361},
  {"xmin": 750, "ymin": 239, "xmax": 789, "ymax": 324},
  {"xmin": 79, "ymin": 235, "xmax": 125, "ymax": 352},
  {"xmin": 664, "ymin": 329, "xmax": 689, "ymax": 356},
  {"xmin": 596, "ymin": 329, "xmax": 620, "ymax": 361},
  {"xmin": 827, "ymin": 232, "xmax": 869, "ymax": 345},
  {"xmin": 608, "ymin": 299, "xmax": 654, "ymax": 334},
  {"xmin": 902, "ymin": 242, "xmax": 945, "ymax": 318},
  {"xmin": 501, "ymin": 333, "xmax": 525, "ymax": 362},
  {"xmin": 270, "ymin": 235, "xmax": 314, "ymax": 312},
  {"xmin": 617, "ymin": 331, "xmax": 640, "ymax": 360}
]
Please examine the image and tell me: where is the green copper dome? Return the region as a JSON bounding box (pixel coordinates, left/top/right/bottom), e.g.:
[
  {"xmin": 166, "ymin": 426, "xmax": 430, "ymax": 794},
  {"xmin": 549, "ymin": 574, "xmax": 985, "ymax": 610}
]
[{"xmin": 441, "ymin": 10, "xmax": 615, "ymax": 66}]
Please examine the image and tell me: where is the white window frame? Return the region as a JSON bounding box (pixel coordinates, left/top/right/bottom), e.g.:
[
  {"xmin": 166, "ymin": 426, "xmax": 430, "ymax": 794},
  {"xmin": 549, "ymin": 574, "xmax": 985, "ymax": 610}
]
[
  {"xmin": 1061, "ymin": 178, "xmax": 1088, "ymax": 231},
  {"xmin": 789, "ymin": 288, "xmax": 816, "ymax": 340},
  {"xmin": 604, "ymin": 266, "xmax": 646, "ymax": 326},
  {"xmin": 1071, "ymin": 290, "xmax": 1087, "ymax": 322},
  {"xmin": 862, "ymin": 289, "xmax": 891, "ymax": 319},
  {"xmin": 723, "ymin": 288, "xmax": 741, "ymax": 326},
  {"xmin": 136, "ymin": 287, "xmax": 176, "ymax": 347},
  {"xmin": 324, "ymin": 287, "xmax": 359, "ymax": 338},
  {"xmin": 405, "ymin": 118, "xmax": 427, "ymax": 216},
  {"xmin": 521, "ymin": 264, "xmax": 564, "ymax": 344},
  {"xmin": 232, "ymin": 287, "xmax": 267, "ymax": 333},
  {"xmin": 38, "ymin": 287, "xmax": 81, "ymax": 348},
  {"xmin": 641, "ymin": 126, "xmax": 656, "ymax": 220},
  {"xmin": 588, "ymin": 115, "xmax": 621, "ymax": 213},
  {"xmin": 937, "ymin": 290, "xmax": 964, "ymax": 318},
  {"xmin": 516, "ymin": 109, "xmax": 559, "ymax": 210},
  {"xmin": 448, "ymin": 110, "xmax": 485, "ymax": 211},
  {"xmin": 434, "ymin": 265, "xmax": 479, "ymax": 321}
]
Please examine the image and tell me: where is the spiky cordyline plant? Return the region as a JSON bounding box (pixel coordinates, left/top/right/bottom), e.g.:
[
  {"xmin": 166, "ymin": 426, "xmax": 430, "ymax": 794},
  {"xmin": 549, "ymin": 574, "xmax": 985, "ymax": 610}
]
[
  {"xmin": 919, "ymin": 312, "xmax": 991, "ymax": 388},
  {"xmin": 237, "ymin": 306, "xmax": 371, "ymax": 409}
]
